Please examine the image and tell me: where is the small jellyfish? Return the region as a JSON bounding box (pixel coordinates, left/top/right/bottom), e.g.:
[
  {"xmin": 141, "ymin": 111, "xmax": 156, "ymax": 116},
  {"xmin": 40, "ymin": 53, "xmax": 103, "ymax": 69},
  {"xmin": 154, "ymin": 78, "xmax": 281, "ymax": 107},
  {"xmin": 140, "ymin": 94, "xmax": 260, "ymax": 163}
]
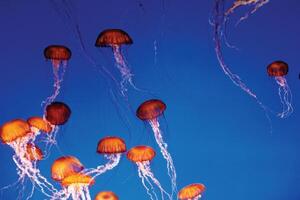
[
  {"xmin": 136, "ymin": 99, "xmax": 177, "ymax": 197},
  {"xmin": 44, "ymin": 101, "xmax": 72, "ymax": 149},
  {"xmin": 267, "ymin": 61, "xmax": 293, "ymax": 118},
  {"xmin": 51, "ymin": 156, "xmax": 94, "ymax": 200},
  {"xmin": 43, "ymin": 45, "xmax": 72, "ymax": 108},
  {"xmin": 94, "ymin": 191, "xmax": 118, "ymax": 200},
  {"xmin": 178, "ymin": 183, "xmax": 206, "ymax": 200},
  {"xmin": 0, "ymin": 119, "xmax": 57, "ymax": 198},
  {"xmin": 95, "ymin": 29, "xmax": 136, "ymax": 95},
  {"xmin": 84, "ymin": 136, "xmax": 126, "ymax": 180},
  {"xmin": 127, "ymin": 146, "xmax": 171, "ymax": 200}
]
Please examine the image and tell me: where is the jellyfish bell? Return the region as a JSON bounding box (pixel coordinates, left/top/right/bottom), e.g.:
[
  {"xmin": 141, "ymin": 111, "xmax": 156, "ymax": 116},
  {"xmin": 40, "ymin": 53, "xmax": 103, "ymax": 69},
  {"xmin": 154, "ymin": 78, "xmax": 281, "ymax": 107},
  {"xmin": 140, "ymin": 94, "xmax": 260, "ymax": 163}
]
[
  {"xmin": 45, "ymin": 101, "xmax": 71, "ymax": 126},
  {"xmin": 51, "ymin": 156, "xmax": 84, "ymax": 182},
  {"xmin": 44, "ymin": 45, "xmax": 72, "ymax": 68},
  {"xmin": 127, "ymin": 145, "xmax": 171, "ymax": 200},
  {"xmin": 178, "ymin": 183, "xmax": 206, "ymax": 200},
  {"xmin": 127, "ymin": 146, "xmax": 156, "ymax": 163},
  {"xmin": 0, "ymin": 119, "xmax": 31, "ymax": 144},
  {"xmin": 267, "ymin": 61, "xmax": 289, "ymax": 77},
  {"xmin": 94, "ymin": 191, "xmax": 119, "ymax": 200},
  {"xmin": 136, "ymin": 99, "xmax": 166, "ymax": 121},
  {"xmin": 61, "ymin": 173, "xmax": 95, "ymax": 188},
  {"xmin": 97, "ymin": 136, "xmax": 127, "ymax": 154},
  {"xmin": 27, "ymin": 116, "xmax": 52, "ymax": 134},
  {"xmin": 95, "ymin": 29, "xmax": 133, "ymax": 47}
]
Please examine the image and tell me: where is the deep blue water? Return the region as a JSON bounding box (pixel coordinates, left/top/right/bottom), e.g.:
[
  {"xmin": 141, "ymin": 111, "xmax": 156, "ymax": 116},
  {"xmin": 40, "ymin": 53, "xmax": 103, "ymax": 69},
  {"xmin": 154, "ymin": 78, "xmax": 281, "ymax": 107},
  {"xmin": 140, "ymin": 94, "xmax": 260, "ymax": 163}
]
[{"xmin": 0, "ymin": 0, "xmax": 300, "ymax": 199}]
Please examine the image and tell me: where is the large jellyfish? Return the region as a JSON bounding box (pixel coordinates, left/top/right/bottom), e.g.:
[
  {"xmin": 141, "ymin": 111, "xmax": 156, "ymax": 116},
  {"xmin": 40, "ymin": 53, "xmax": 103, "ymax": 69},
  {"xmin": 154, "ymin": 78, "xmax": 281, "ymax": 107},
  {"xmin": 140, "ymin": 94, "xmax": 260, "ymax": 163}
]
[
  {"xmin": 267, "ymin": 61, "xmax": 293, "ymax": 118},
  {"xmin": 83, "ymin": 136, "xmax": 126, "ymax": 180},
  {"xmin": 136, "ymin": 99, "xmax": 177, "ymax": 197},
  {"xmin": 44, "ymin": 101, "xmax": 71, "ymax": 150},
  {"xmin": 127, "ymin": 145, "xmax": 171, "ymax": 200},
  {"xmin": 43, "ymin": 45, "xmax": 72, "ymax": 109},
  {"xmin": 51, "ymin": 156, "xmax": 94, "ymax": 200},
  {"xmin": 0, "ymin": 119, "xmax": 57, "ymax": 199},
  {"xmin": 95, "ymin": 29, "xmax": 136, "ymax": 96},
  {"xmin": 94, "ymin": 191, "xmax": 118, "ymax": 200},
  {"xmin": 177, "ymin": 183, "xmax": 206, "ymax": 200},
  {"xmin": 211, "ymin": 0, "xmax": 269, "ymax": 110}
]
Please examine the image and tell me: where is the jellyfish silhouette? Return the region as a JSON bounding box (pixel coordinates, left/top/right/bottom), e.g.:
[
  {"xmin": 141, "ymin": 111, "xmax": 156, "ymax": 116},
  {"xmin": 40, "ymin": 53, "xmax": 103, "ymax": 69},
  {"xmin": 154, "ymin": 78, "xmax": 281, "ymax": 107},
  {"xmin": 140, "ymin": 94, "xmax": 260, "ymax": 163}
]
[
  {"xmin": 95, "ymin": 29, "xmax": 136, "ymax": 96},
  {"xmin": 42, "ymin": 45, "xmax": 71, "ymax": 109},
  {"xmin": 83, "ymin": 136, "xmax": 126, "ymax": 180},
  {"xmin": 94, "ymin": 191, "xmax": 118, "ymax": 200},
  {"xmin": 267, "ymin": 61, "xmax": 293, "ymax": 118},
  {"xmin": 178, "ymin": 183, "xmax": 206, "ymax": 200},
  {"xmin": 0, "ymin": 119, "xmax": 57, "ymax": 198},
  {"xmin": 127, "ymin": 146, "xmax": 171, "ymax": 200},
  {"xmin": 51, "ymin": 156, "xmax": 94, "ymax": 200},
  {"xmin": 211, "ymin": 0, "xmax": 269, "ymax": 112},
  {"xmin": 137, "ymin": 99, "xmax": 177, "ymax": 197}
]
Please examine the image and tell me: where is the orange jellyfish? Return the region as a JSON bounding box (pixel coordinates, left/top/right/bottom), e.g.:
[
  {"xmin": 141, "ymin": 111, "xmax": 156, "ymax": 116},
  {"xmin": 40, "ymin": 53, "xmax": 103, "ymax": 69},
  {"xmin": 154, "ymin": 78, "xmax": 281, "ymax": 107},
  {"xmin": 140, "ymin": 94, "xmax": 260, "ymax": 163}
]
[
  {"xmin": 51, "ymin": 156, "xmax": 94, "ymax": 200},
  {"xmin": 211, "ymin": 0, "xmax": 269, "ymax": 113},
  {"xmin": 267, "ymin": 61, "xmax": 293, "ymax": 118},
  {"xmin": 94, "ymin": 191, "xmax": 118, "ymax": 200},
  {"xmin": 95, "ymin": 29, "xmax": 136, "ymax": 95},
  {"xmin": 84, "ymin": 136, "xmax": 126, "ymax": 180},
  {"xmin": 43, "ymin": 45, "xmax": 71, "ymax": 108},
  {"xmin": 178, "ymin": 184, "xmax": 206, "ymax": 200},
  {"xmin": 127, "ymin": 146, "xmax": 171, "ymax": 200},
  {"xmin": 0, "ymin": 119, "xmax": 57, "ymax": 198},
  {"xmin": 137, "ymin": 99, "xmax": 177, "ymax": 197}
]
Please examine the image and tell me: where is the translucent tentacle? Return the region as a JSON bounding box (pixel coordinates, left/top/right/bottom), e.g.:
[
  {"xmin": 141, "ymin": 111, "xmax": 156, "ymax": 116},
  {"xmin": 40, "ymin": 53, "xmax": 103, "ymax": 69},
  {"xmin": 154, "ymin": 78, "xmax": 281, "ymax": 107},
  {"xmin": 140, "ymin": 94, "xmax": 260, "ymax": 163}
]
[
  {"xmin": 149, "ymin": 119, "xmax": 177, "ymax": 198},
  {"xmin": 275, "ymin": 77, "xmax": 293, "ymax": 118}
]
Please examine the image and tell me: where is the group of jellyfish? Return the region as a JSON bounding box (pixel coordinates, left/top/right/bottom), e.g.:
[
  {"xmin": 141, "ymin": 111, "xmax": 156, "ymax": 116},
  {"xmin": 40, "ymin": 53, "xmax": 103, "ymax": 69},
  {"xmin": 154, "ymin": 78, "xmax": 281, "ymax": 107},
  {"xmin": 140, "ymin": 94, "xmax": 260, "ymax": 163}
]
[
  {"xmin": 0, "ymin": 99, "xmax": 204, "ymax": 200},
  {"xmin": 0, "ymin": 0, "xmax": 293, "ymax": 199}
]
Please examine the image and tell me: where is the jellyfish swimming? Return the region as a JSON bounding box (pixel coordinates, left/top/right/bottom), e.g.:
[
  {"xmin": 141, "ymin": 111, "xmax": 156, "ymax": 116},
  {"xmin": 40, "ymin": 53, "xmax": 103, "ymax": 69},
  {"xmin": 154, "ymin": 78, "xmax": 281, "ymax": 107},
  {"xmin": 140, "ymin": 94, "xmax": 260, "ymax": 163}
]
[
  {"xmin": 127, "ymin": 145, "xmax": 171, "ymax": 200},
  {"xmin": 95, "ymin": 29, "xmax": 137, "ymax": 96},
  {"xmin": 177, "ymin": 183, "xmax": 206, "ymax": 200},
  {"xmin": 83, "ymin": 136, "xmax": 126, "ymax": 180},
  {"xmin": 42, "ymin": 45, "xmax": 72, "ymax": 109},
  {"xmin": 267, "ymin": 61, "xmax": 293, "ymax": 118},
  {"xmin": 0, "ymin": 119, "xmax": 57, "ymax": 199},
  {"xmin": 51, "ymin": 156, "xmax": 94, "ymax": 200},
  {"xmin": 136, "ymin": 99, "xmax": 177, "ymax": 197},
  {"xmin": 211, "ymin": 0, "xmax": 269, "ymax": 110},
  {"xmin": 94, "ymin": 191, "xmax": 118, "ymax": 200},
  {"xmin": 44, "ymin": 101, "xmax": 71, "ymax": 149}
]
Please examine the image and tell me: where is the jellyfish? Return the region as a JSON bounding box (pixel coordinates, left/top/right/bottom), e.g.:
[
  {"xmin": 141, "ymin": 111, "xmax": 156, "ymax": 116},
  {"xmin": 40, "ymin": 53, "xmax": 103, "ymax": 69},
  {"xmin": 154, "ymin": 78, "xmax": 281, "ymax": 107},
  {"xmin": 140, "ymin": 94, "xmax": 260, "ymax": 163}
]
[
  {"xmin": 127, "ymin": 145, "xmax": 171, "ymax": 200},
  {"xmin": 43, "ymin": 45, "xmax": 72, "ymax": 108},
  {"xmin": 44, "ymin": 101, "xmax": 71, "ymax": 149},
  {"xmin": 136, "ymin": 99, "xmax": 177, "ymax": 197},
  {"xmin": 95, "ymin": 29, "xmax": 136, "ymax": 96},
  {"xmin": 94, "ymin": 191, "xmax": 118, "ymax": 200},
  {"xmin": 267, "ymin": 61, "xmax": 293, "ymax": 118},
  {"xmin": 0, "ymin": 119, "xmax": 57, "ymax": 198},
  {"xmin": 83, "ymin": 136, "xmax": 126, "ymax": 180},
  {"xmin": 51, "ymin": 156, "xmax": 94, "ymax": 200},
  {"xmin": 211, "ymin": 0, "xmax": 269, "ymax": 111},
  {"xmin": 177, "ymin": 184, "xmax": 206, "ymax": 200}
]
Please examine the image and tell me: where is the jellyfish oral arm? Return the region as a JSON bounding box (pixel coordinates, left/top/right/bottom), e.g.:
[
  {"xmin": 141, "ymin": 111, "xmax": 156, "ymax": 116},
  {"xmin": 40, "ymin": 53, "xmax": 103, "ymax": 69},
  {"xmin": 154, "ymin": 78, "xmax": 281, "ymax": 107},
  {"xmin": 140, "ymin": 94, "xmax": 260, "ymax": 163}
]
[
  {"xmin": 111, "ymin": 45, "xmax": 134, "ymax": 95},
  {"xmin": 275, "ymin": 76, "xmax": 293, "ymax": 118},
  {"xmin": 137, "ymin": 161, "xmax": 171, "ymax": 200},
  {"xmin": 84, "ymin": 154, "xmax": 121, "ymax": 179},
  {"xmin": 148, "ymin": 119, "xmax": 177, "ymax": 197}
]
